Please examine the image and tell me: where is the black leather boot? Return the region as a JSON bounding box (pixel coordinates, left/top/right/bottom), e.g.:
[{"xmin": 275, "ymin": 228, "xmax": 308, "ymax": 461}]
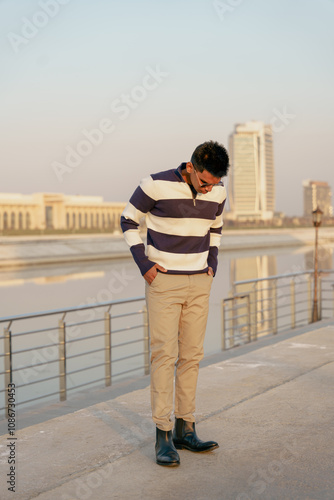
[
  {"xmin": 155, "ymin": 427, "xmax": 180, "ymax": 466},
  {"xmin": 173, "ymin": 418, "xmax": 219, "ymax": 452}
]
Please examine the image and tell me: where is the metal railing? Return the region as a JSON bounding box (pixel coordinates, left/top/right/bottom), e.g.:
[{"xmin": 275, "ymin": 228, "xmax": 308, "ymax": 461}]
[
  {"xmin": 221, "ymin": 293, "xmax": 251, "ymax": 350},
  {"xmin": 0, "ymin": 297, "xmax": 148, "ymax": 416},
  {"xmin": 222, "ymin": 269, "xmax": 334, "ymax": 350},
  {"xmin": 1, "ymin": 269, "xmax": 334, "ymax": 415}
]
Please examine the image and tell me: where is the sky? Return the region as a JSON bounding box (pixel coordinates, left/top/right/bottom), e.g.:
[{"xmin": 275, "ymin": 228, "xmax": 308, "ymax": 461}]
[{"xmin": 1, "ymin": 0, "xmax": 333, "ymax": 216}]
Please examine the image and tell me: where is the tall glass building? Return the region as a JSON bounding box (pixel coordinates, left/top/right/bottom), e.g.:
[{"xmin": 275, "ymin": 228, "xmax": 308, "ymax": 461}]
[
  {"xmin": 228, "ymin": 121, "xmax": 275, "ymax": 220},
  {"xmin": 303, "ymin": 180, "xmax": 332, "ymax": 217}
]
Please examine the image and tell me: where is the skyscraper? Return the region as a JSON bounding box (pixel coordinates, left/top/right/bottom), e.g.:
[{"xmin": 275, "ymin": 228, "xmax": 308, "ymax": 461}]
[
  {"xmin": 228, "ymin": 121, "xmax": 275, "ymax": 220},
  {"xmin": 303, "ymin": 180, "xmax": 332, "ymax": 217}
]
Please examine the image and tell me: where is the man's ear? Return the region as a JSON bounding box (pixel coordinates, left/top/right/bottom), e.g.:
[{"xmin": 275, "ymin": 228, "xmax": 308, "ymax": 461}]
[{"xmin": 186, "ymin": 161, "xmax": 193, "ymax": 173}]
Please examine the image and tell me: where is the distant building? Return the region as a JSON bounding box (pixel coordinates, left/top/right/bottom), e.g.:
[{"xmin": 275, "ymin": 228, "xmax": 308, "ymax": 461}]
[
  {"xmin": 228, "ymin": 121, "xmax": 275, "ymax": 221},
  {"xmin": 303, "ymin": 180, "xmax": 332, "ymax": 217},
  {"xmin": 0, "ymin": 193, "xmax": 126, "ymax": 231}
]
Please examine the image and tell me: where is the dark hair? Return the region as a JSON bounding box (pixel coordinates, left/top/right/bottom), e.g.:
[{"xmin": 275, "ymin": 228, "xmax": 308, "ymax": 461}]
[{"xmin": 191, "ymin": 140, "xmax": 229, "ymax": 178}]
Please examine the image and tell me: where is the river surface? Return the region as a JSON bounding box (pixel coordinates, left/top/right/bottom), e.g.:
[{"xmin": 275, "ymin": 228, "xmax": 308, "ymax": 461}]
[{"xmin": 0, "ymin": 242, "xmax": 333, "ymax": 412}]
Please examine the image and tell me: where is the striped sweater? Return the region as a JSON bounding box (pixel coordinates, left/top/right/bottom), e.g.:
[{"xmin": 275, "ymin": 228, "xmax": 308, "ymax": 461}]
[{"xmin": 120, "ymin": 163, "xmax": 227, "ymax": 276}]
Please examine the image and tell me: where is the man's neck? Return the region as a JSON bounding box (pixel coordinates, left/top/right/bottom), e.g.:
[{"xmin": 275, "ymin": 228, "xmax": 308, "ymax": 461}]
[
  {"xmin": 180, "ymin": 164, "xmax": 197, "ymax": 196},
  {"xmin": 181, "ymin": 164, "xmax": 191, "ymax": 185},
  {"xmin": 182, "ymin": 171, "xmax": 190, "ymax": 184}
]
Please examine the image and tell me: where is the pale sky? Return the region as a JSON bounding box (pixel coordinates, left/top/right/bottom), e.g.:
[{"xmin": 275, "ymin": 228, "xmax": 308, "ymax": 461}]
[{"xmin": 1, "ymin": 0, "xmax": 333, "ymax": 215}]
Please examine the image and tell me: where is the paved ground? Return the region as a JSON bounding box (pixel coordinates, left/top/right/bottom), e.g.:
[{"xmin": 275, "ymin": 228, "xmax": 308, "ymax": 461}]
[{"xmin": 0, "ymin": 322, "xmax": 334, "ymax": 500}]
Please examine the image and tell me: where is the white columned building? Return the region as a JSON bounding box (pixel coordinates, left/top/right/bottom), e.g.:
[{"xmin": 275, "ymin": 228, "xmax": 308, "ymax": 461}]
[{"xmin": 0, "ymin": 193, "xmax": 126, "ymax": 231}]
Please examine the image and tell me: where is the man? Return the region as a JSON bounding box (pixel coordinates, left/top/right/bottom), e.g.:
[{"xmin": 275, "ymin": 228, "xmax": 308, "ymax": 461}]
[{"xmin": 121, "ymin": 140, "xmax": 229, "ymax": 466}]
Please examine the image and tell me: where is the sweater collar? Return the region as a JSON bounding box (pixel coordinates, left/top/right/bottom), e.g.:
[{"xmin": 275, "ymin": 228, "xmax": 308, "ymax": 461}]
[
  {"xmin": 175, "ymin": 163, "xmax": 187, "ymax": 182},
  {"xmin": 175, "ymin": 163, "xmax": 198, "ymax": 198}
]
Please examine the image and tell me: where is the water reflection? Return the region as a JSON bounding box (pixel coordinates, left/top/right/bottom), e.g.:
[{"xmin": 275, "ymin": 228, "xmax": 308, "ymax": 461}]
[
  {"xmin": 230, "ymin": 254, "xmax": 277, "ymax": 284},
  {"xmin": 229, "ymin": 255, "xmax": 277, "ymax": 340},
  {"xmin": 0, "ymin": 272, "xmax": 105, "ymax": 287},
  {"xmin": 304, "ymin": 246, "xmax": 333, "ymax": 271}
]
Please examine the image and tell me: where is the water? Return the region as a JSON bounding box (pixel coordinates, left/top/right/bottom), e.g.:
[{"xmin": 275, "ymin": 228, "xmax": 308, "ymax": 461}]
[{"xmin": 0, "ymin": 243, "xmax": 333, "ymax": 412}]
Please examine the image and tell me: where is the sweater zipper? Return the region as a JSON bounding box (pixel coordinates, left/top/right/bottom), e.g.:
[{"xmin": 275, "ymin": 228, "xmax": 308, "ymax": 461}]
[{"xmin": 188, "ymin": 182, "xmax": 196, "ymax": 206}]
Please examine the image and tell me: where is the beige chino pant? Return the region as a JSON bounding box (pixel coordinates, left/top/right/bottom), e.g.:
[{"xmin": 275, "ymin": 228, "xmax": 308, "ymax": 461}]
[{"xmin": 145, "ymin": 272, "xmax": 213, "ymax": 431}]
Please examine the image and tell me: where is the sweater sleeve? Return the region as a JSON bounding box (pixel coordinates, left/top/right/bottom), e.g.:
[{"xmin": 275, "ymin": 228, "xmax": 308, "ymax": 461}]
[
  {"xmin": 208, "ymin": 197, "xmax": 226, "ymax": 276},
  {"xmin": 120, "ymin": 176, "xmax": 156, "ymax": 276}
]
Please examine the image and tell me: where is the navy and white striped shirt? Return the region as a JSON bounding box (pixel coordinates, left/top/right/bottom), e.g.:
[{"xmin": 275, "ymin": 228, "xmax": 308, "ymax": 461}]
[{"xmin": 121, "ymin": 163, "xmax": 227, "ymax": 276}]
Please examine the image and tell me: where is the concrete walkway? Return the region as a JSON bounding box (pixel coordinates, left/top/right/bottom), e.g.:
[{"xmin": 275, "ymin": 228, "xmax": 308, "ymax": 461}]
[{"xmin": 1, "ymin": 323, "xmax": 334, "ymax": 500}]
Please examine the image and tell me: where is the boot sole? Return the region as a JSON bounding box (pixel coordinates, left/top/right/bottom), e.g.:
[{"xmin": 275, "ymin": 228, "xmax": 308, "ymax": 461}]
[
  {"xmin": 156, "ymin": 460, "xmax": 180, "ymax": 467},
  {"xmin": 174, "ymin": 443, "xmax": 219, "ymax": 452}
]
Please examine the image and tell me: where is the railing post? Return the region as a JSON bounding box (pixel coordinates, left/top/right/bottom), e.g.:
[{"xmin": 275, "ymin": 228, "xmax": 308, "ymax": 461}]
[
  {"xmin": 318, "ymin": 275, "xmax": 322, "ymax": 320},
  {"xmin": 58, "ymin": 318, "xmax": 67, "ymax": 402},
  {"xmin": 228, "ymin": 298, "xmax": 234, "ymax": 349},
  {"xmin": 308, "ymin": 275, "xmax": 312, "ymax": 324},
  {"xmin": 232, "ymin": 296, "xmax": 237, "ymax": 346},
  {"xmin": 291, "ymin": 279, "xmax": 296, "ymax": 329},
  {"xmin": 253, "ymin": 283, "xmax": 258, "ymax": 341},
  {"xmin": 4, "ymin": 325, "xmax": 13, "ymax": 417},
  {"xmin": 143, "ymin": 305, "xmax": 150, "ymax": 375},
  {"xmin": 104, "ymin": 310, "xmax": 112, "ymax": 387},
  {"xmin": 272, "ymin": 279, "xmax": 277, "ymax": 334},
  {"xmin": 246, "ymin": 295, "xmax": 251, "ymax": 343},
  {"xmin": 221, "ymin": 300, "xmax": 226, "ymax": 350}
]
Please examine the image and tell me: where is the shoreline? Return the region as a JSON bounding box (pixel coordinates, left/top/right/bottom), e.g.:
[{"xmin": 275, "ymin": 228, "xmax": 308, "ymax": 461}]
[{"xmin": 1, "ymin": 228, "xmax": 334, "ymax": 270}]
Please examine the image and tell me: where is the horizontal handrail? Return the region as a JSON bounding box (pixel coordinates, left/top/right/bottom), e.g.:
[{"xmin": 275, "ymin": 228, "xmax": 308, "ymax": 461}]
[
  {"xmin": 234, "ymin": 269, "xmax": 332, "ymax": 286},
  {"xmin": 223, "ymin": 293, "xmax": 250, "ymax": 302},
  {"xmin": 0, "ymin": 296, "xmax": 145, "ymax": 324},
  {"xmin": 13, "ymin": 326, "xmax": 59, "ymax": 337}
]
